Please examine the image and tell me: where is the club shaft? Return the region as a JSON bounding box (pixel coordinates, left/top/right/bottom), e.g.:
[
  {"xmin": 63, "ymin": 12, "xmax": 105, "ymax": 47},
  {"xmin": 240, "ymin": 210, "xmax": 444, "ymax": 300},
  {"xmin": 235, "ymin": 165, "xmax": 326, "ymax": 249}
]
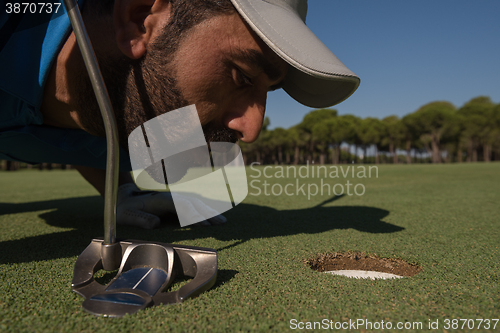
[{"xmin": 62, "ymin": 0, "xmax": 119, "ymax": 245}]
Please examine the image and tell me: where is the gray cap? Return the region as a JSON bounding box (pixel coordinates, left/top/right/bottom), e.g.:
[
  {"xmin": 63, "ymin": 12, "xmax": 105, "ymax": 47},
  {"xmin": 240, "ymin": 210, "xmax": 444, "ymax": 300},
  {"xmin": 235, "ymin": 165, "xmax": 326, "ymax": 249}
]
[{"xmin": 230, "ymin": 0, "xmax": 360, "ymax": 108}]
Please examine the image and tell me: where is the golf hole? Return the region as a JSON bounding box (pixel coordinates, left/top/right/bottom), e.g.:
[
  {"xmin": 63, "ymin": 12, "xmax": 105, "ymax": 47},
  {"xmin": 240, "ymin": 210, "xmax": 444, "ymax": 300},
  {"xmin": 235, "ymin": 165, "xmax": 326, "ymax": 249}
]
[{"xmin": 306, "ymin": 252, "xmax": 421, "ymax": 280}]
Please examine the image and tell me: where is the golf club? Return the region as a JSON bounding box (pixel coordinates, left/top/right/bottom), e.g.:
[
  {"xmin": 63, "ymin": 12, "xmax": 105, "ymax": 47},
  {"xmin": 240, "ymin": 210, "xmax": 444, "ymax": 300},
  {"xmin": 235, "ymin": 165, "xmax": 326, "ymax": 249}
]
[{"xmin": 62, "ymin": 0, "xmax": 218, "ymax": 317}]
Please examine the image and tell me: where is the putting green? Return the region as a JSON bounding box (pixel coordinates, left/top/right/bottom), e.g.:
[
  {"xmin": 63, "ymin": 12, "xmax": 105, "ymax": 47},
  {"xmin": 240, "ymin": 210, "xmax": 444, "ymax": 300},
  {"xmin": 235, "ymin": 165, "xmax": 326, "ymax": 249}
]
[{"xmin": 0, "ymin": 163, "xmax": 499, "ymax": 332}]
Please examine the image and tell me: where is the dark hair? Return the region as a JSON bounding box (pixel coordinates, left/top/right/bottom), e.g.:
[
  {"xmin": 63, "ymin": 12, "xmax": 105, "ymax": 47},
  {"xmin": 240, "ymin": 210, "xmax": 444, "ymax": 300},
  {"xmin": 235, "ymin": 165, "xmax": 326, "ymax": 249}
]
[{"xmin": 154, "ymin": 0, "xmax": 236, "ymax": 54}]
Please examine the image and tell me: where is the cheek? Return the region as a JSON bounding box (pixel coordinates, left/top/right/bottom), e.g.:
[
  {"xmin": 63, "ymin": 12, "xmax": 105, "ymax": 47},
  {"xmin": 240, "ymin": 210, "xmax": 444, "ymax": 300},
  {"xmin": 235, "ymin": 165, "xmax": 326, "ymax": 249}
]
[
  {"xmin": 173, "ymin": 60, "xmax": 232, "ymax": 123},
  {"xmin": 195, "ymin": 90, "xmax": 247, "ymax": 128},
  {"xmin": 183, "ymin": 76, "xmax": 234, "ymax": 126},
  {"xmin": 178, "ymin": 68, "xmax": 244, "ymax": 126}
]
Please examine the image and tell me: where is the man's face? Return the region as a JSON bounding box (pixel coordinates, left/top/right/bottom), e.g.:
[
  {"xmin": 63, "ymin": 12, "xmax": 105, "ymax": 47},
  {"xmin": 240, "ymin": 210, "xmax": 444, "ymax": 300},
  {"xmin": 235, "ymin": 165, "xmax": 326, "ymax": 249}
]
[
  {"xmin": 169, "ymin": 13, "xmax": 288, "ymax": 143},
  {"xmin": 77, "ymin": 12, "xmax": 288, "ymax": 149}
]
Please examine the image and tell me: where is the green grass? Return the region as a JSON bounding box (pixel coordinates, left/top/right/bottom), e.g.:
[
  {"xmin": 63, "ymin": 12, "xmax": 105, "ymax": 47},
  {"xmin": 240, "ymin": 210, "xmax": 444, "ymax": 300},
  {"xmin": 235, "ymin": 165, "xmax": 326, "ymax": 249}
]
[{"xmin": 0, "ymin": 163, "xmax": 499, "ymax": 332}]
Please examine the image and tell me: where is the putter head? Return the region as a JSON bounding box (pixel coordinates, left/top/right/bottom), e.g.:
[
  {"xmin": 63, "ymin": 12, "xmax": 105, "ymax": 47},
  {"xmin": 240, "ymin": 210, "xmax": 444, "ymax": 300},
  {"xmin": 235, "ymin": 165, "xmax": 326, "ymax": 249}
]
[{"xmin": 71, "ymin": 239, "xmax": 218, "ymax": 317}]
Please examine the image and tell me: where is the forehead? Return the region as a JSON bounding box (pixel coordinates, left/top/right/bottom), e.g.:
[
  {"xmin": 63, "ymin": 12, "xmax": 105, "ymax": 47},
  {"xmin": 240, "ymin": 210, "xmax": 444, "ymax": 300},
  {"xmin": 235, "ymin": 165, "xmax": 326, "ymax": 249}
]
[{"xmin": 182, "ymin": 12, "xmax": 288, "ymax": 74}]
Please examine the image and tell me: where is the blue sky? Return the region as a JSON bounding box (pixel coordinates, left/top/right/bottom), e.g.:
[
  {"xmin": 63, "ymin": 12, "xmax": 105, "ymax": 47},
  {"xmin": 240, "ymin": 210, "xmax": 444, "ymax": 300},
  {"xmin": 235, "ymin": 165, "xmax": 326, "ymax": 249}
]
[{"xmin": 265, "ymin": 0, "xmax": 500, "ymax": 129}]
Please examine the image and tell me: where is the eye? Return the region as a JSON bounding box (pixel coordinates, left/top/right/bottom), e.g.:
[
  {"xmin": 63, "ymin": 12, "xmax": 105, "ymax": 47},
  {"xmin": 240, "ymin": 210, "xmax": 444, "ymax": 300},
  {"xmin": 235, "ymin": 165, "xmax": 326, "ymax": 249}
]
[{"xmin": 234, "ymin": 67, "xmax": 254, "ymax": 87}]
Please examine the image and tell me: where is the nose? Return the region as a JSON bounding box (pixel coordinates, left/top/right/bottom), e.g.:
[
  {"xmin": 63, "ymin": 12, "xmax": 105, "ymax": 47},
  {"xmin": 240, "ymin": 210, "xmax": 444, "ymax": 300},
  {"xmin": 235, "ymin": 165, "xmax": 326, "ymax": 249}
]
[{"xmin": 225, "ymin": 93, "xmax": 267, "ymax": 143}]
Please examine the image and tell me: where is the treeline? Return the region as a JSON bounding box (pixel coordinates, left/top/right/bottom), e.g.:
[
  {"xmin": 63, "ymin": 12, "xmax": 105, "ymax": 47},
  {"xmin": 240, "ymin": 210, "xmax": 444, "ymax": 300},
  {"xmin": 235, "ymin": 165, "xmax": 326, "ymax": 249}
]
[
  {"xmin": 240, "ymin": 96, "xmax": 500, "ymax": 165},
  {"xmin": 0, "ymin": 161, "xmax": 71, "ymax": 171},
  {"xmin": 2, "ymin": 96, "xmax": 498, "ymax": 170}
]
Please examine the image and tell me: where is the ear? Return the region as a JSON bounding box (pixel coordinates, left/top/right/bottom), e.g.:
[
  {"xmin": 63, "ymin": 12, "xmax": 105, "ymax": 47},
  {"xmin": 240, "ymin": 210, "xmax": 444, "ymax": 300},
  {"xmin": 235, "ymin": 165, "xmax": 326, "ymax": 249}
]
[{"xmin": 114, "ymin": 0, "xmax": 173, "ymax": 59}]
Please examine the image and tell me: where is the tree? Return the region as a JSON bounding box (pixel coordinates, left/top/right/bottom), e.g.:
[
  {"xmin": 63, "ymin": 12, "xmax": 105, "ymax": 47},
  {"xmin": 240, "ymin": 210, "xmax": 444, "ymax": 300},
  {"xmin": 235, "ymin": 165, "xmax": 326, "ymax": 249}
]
[
  {"xmin": 311, "ymin": 122, "xmax": 331, "ymax": 164},
  {"xmin": 401, "ymin": 113, "xmax": 419, "ymax": 164},
  {"xmin": 410, "ymin": 101, "xmax": 457, "ymax": 163},
  {"xmin": 340, "ymin": 115, "xmax": 362, "ymax": 162},
  {"xmin": 381, "ymin": 115, "xmax": 404, "ymax": 163},
  {"xmin": 287, "ymin": 126, "xmax": 308, "ymax": 165},
  {"xmin": 311, "ymin": 116, "xmax": 354, "ymax": 164},
  {"xmin": 300, "ymin": 108, "xmax": 338, "ymax": 130},
  {"xmin": 492, "ymin": 103, "xmax": 500, "ymax": 161},
  {"xmin": 440, "ymin": 112, "xmax": 462, "ymax": 163},
  {"xmin": 299, "ymin": 108, "xmax": 338, "ymax": 162},
  {"xmin": 270, "ymin": 127, "xmax": 290, "ymax": 164},
  {"xmin": 358, "ymin": 117, "xmax": 384, "ymax": 164},
  {"xmin": 458, "ymin": 96, "xmax": 496, "ymax": 162}
]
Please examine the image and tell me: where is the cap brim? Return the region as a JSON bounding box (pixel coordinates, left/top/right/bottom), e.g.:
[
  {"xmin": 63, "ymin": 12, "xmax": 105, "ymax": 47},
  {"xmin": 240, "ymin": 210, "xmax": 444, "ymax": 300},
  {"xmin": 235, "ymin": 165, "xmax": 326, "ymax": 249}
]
[{"xmin": 230, "ymin": 0, "xmax": 360, "ymax": 108}]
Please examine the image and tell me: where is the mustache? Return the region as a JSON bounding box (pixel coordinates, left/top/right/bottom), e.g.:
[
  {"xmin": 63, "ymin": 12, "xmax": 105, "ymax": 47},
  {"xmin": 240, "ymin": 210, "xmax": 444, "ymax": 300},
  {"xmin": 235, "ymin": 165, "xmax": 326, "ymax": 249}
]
[
  {"xmin": 143, "ymin": 126, "xmax": 239, "ymax": 185},
  {"xmin": 203, "ymin": 124, "xmax": 239, "ymax": 144}
]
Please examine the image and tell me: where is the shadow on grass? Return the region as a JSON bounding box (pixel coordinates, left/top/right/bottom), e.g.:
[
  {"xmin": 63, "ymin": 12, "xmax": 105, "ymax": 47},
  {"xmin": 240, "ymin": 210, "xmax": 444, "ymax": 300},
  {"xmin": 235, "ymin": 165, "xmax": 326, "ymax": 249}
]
[{"xmin": 0, "ymin": 194, "xmax": 402, "ymax": 265}]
